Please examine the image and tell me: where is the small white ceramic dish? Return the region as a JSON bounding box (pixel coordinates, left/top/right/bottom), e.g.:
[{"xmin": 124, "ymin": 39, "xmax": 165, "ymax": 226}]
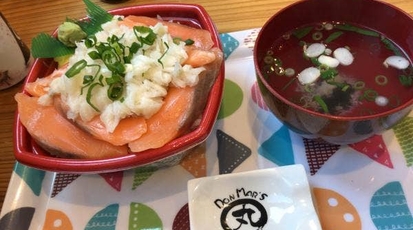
[{"xmin": 187, "ymin": 164, "xmax": 321, "ymax": 230}]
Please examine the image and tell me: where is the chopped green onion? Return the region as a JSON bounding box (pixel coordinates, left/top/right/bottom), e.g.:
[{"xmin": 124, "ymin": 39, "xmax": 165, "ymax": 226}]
[
  {"xmin": 399, "ymin": 75, "xmax": 413, "ymax": 86},
  {"xmin": 172, "ymin": 38, "xmax": 195, "ymax": 46},
  {"xmin": 320, "ymin": 67, "xmax": 338, "ymax": 80},
  {"xmin": 83, "ymin": 75, "xmax": 94, "ymax": 84},
  {"xmin": 129, "ymin": 42, "xmax": 140, "ymax": 54},
  {"xmin": 80, "ymin": 65, "xmax": 102, "ymax": 95},
  {"xmin": 107, "ymin": 81, "xmax": 124, "ymax": 101},
  {"xmin": 264, "ymin": 56, "xmax": 274, "ymax": 64},
  {"xmin": 85, "ymin": 36, "xmax": 97, "ymax": 48},
  {"xmin": 184, "ymin": 39, "xmax": 195, "ymax": 46},
  {"xmin": 381, "ymin": 37, "xmax": 403, "ymax": 56},
  {"xmin": 310, "ymin": 57, "xmax": 321, "ymax": 66},
  {"xmin": 282, "ymin": 77, "xmax": 297, "ymax": 91},
  {"xmin": 88, "ymin": 50, "xmax": 100, "ymax": 59},
  {"xmin": 106, "ymin": 73, "xmax": 122, "ymax": 85},
  {"xmin": 86, "ymin": 82, "xmax": 101, "ymax": 112},
  {"xmin": 335, "ymin": 24, "xmax": 379, "ymax": 37},
  {"xmin": 314, "ymin": 95, "xmax": 329, "ymax": 113},
  {"xmin": 319, "ymin": 64, "xmax": 329, "ymax": 72},
  {"xmin": 102, "ymin": 49, "xmax": 124, "ymax": 73},
  {"xmin": 354, "ymin": 81, "xmax": 365, "ymax": 89},
  {"xmin": 133, "ymin": 26, "xmax": 157, "ymax": 45},
  {"xmin": 293, "ymin": 26, "xmax": 313, "ymax": 39},
  {"xmin": 158, "ymin": 41, "xmax": 170, "ymax": 67},
  {"xmin": 312, "ymin": 32, "xmax": 323, "ymax": 41},
  {"xmin": 65, "ymin": 59, "xmax": 87, "ymax": 78},
  {"xmin": 108, "ymin": 35, "xmax": 125, "ymax": 56},
  {"xmin": 304, "ymin": 84, "xmax": 314, "ymax": 93},
  {"xmin": 172, "ymin": 38, "xmax": 181, "ymax": 44},
  {"xmin": 325, "ymin": 31, "xmax": 343, "ymax": 43},
  {"xmin": 375, "ymin": 75, "xmax": 388, "ymax": 85},
  {"xmin": 326, "ymin": 80, "xmax": 348, "ymax": 89},
  {"xmin": 363, "ymin": 89, "xmax": 378, "ymax": 101},
  {"xmin": 341, "ymin": 84, "xmax": 350, "ymax": 92}
]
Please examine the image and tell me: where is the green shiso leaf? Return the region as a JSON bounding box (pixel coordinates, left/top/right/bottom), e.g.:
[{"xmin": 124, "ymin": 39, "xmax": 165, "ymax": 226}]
[
  {"xmin": 31, "ymin": 33, "xmax": 75, "ymax": 58},
  {"xmin": 31, "ymin": 0, "xmax": 113, "ymax": 58},
  {"xmin": 78, "ymin": 0, "xmax": 113, "ymax": 35}
]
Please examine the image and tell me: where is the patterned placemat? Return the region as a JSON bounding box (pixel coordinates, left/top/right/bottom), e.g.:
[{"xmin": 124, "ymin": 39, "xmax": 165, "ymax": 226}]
[{"xmin": 1, "ymin": 29, "xmax": 412, "ymax": 230}]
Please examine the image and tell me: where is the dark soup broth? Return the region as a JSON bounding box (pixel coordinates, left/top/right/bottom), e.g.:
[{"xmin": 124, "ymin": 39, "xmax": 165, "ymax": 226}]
[{"xmin": 260, "ymin": 21, "xmax": 413, "ymax": 117}]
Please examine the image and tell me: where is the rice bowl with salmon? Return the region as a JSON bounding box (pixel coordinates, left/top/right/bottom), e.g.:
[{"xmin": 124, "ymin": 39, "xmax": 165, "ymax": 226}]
[{"xmin": 13, "ymin": 2, "xmax": 224, "ymax": 172}]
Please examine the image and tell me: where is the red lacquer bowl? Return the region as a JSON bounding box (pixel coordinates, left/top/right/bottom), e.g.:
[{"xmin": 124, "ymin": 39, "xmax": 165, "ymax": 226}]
[
  {"xmin": 254, "ymin": 0, "xmax": 413, "ymax": 145},
  {"xmin": 14, "ymin": 3, "xmax": 224, "ymax": 173}
]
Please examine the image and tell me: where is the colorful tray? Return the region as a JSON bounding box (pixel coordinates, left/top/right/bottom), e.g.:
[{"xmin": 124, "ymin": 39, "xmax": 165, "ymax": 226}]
[{"xmin": 1, "ymin": 29, "xmax": 413, "ymax": 230}]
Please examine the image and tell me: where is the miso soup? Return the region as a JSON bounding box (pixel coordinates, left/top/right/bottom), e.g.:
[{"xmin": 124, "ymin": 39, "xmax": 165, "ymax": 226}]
[{"xmin": 260, "ymin": 21, "xmax": 413, "ymax": 117}]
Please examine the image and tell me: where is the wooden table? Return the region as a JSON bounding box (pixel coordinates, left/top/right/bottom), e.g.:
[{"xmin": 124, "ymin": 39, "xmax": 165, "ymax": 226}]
[{"xmin": 0, "ymin": 0, "xmax": 412, "ymax": 210}]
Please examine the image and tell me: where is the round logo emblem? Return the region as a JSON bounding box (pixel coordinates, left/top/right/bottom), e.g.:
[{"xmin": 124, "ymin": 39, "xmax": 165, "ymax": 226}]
[{"xmin": 220, "ymin": 198, "xmax": 268, "ymax": 230}]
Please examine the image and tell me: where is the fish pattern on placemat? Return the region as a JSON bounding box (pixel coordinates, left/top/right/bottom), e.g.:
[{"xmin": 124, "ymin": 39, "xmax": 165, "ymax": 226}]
[
  {"xmin": 370, "ymin": 181, "xmax": 413, "ymax": 229},
  {"xmin": 85, "ymin": 204, "xmax": 118, "ymax": 230}
]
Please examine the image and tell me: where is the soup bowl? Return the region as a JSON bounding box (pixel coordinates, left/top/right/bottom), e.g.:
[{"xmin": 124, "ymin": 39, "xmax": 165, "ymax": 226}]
[{"xmin": 254, "ymin": 0, "xmax": 413, "ymax": 145}]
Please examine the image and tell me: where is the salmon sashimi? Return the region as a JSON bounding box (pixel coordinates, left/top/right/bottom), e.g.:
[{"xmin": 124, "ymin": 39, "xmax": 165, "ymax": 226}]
[
  {"xmin": 25, "ymin": 67, "xmax": 67, "ymax": 97},
  {"xmin": 120, "ymin": 15, "xmax": 215, "ymax": 50},
  {"xmin": 75, "ymin": 116, "xmax": 148, "ymax": 146},
  {"xmin": 184, "ymin": 48, "xmax": 218, "ymax": 67},
  {"xmin": 15, "ymin": 93, "xmax": 128, "ymax": 159},
  {"xmin": 53, "ymin": 96, "xmax": 148, "ymax": 146},
  {"xmin": 128, "ymin": 48, "xmax": 223, "ymax": 152},
  {"xmin": 128, "ymin": 85, "xmax": 194, "ymax": 152}
]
